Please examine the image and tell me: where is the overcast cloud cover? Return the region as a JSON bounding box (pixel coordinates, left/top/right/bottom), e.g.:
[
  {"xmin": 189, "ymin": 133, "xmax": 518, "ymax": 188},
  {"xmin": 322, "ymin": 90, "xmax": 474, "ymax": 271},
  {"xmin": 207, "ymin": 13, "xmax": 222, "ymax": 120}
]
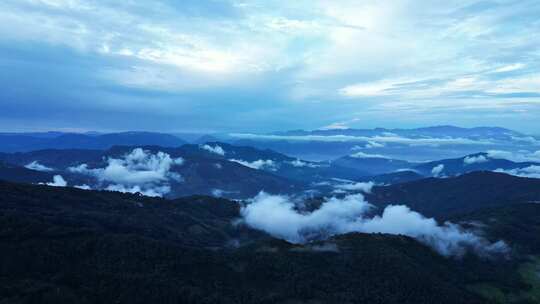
[{"xmin": 1, "ymin": 0, "xmax": 540, "ymax": 133}]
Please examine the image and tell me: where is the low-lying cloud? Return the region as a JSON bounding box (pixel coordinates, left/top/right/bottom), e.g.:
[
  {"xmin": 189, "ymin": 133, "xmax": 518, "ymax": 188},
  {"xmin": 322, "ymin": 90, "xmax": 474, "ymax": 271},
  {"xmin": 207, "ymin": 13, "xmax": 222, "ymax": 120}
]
[
  {"xmin": 201, "ymin": 144, "xmax": 225, "ymax": 156},
  {"xmin": 431, "ymin": 164, "xmax": 445, "ymax": 177},
  {"xmin": 68, "ymin": 148, "xmax": 184, "ymax": 197},
  {"xmin": 25, "ymin": 161, "xmax": 54, "ymax": 172},
  {"xmin": 288, "ymin": 159, "xmax": 321, "ymax": 168},
  {"xmin": 350, "ymin": 151, "xmax": 387, "ymax": 159},
  {"xmin": 464, "ymin": 155, "xmax": 489, "ymax": 165},
  {"xmin": 229, "ymin": 159, "xmax": 277, "ymax": 171},
  {"xmin": 41, "ymin": 175, "xmax": 67, "ymax": 187},
  {"xmin": 334, "ymin": 181, "xmax": 374, "ymax": 193},
  {"xmin": 74, "ymin": 184, "xmax": 91, "ymax": 190},
  {"xmin": 241, "ymin": 193, "xmax": 508, "ymax": 258},
  {"xmin": 495, "ymin": 165, "xmax": 540, "ymax": 179},
  {"xmin": 487, "ymin": 150, "xmax": 540, "ymax": 163}
]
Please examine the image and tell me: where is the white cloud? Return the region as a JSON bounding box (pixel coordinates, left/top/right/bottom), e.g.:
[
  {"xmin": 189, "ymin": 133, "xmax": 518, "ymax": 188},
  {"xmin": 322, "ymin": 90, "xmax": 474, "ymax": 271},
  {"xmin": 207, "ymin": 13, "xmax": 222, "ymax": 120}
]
[
  {"xmin": 211, "ymin": 188, "xmax": 239, "ymax": 197},
  {"xmin": 41, "ymin": 175, "xmax": 67, "ymax": 187},
  {"xmin": 68, "ymin": 148, "xmax": 183, "ymax": 197},
  {"xmin": 364, "ymin": 141, "xmax": 385, "ymax": 149},
  {"xmin": 494, "ymin": 165, "xmax": 540, "ymax": 179},
  {"xmin": 334, "ymin": 181, "xmax": 374, "ymax": 193},
  {"xmin": 241, "ymin": 192, "xmax": 508, "ymax": 257},
  {"xmin": 74, "ymin": 184, "xmax": 91, "ymax": 190},
  {"xmin": 339, "ymin": 73, "xmax": 540, "ymax": 100},
  {"xmin": 201, "ymin": 144, "xmax": 225, "ymax": 156},
  {"xmin": 487, "ymin": 150, "xmax": 540, "ymax": 163},
  {"xmin": 288, "ymin": 159, "xmax": 321, "ymax": 168},
  {"xmin": 229, "ymin": 159, "xmax": 277, "ymax": 171},
  {"xmin": 463, "ymin": 155, "xmax": 489, "ymax": 165},
  {"xmin": 493, "ymin": 63, "xmax": 525, "ymax": 73},
  {"xmin": 25, "ymin": 161, "xmax": 54, "ymax": 172},
  {"xmin": 431, "ymin": 164, "xmax": 445, "ymax": 177},
  {"xmin": 340, "ymin": 79, "xmax": 402, "ymax": 97},
  {"xmin": 320, "ymin": 122, "xmax": 350, "ymax": 130},
  {"xmin": 349, "ymin": 151, "xmax": 386, "ymax": 159},
  {"xmin": 2, "ymin": 0, "xmax": 540, "ymax": 132}
]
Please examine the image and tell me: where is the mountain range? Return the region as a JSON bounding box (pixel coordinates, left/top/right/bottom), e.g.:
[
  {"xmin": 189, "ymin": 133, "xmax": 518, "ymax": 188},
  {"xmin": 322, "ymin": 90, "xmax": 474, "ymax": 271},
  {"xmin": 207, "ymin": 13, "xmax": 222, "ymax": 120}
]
[
  {"xmin": 3, "ymin": 126, "xmax": 540, "ymax": 162},
  {"xmin": 1, "ymin": 126, "xmax": 540, "ymax": 303},
  {"xmin": 0, "ymin": 131, "xmax": 186, "ymax": 152}
]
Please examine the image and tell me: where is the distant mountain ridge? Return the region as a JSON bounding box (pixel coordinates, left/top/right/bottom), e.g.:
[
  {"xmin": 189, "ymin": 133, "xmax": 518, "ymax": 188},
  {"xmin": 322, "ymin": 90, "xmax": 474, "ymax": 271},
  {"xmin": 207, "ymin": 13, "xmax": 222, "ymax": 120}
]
[
  {"xmin": 367, "ymin": 171, "xmax": 540, "ymax": 219},
  {"xmin": 220, "ymin": 126, "xmax": 540, "ymax": 161},
  {"xmin": 0, "ymin": 131, "xmax": 186, "ymax": 152},
  {"xmin": 3, "ymin": 126, "xmax": 539, "ymax": 161},
  {"xmin": 272, "ymin": 125, "xmax": 523, "ymax": 138},
  {"xmin": 413, "ymin": 152, "xmax": 540, "ymax": 177}
]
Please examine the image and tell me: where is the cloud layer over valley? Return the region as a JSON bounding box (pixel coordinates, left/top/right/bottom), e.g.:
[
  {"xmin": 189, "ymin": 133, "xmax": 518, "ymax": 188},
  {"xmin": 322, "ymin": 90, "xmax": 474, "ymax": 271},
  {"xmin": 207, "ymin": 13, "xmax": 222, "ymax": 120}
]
[{"xmin": 241, "ymin": 192, "xmax": 507, "ymax": 258}]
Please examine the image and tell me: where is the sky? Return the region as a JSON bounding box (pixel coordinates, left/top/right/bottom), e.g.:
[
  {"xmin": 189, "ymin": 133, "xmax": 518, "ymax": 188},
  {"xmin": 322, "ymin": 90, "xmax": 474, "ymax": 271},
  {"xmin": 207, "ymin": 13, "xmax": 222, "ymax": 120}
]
[{"xmin": 1, "ymin": 0, "xmax": 540, "ymax": 133}]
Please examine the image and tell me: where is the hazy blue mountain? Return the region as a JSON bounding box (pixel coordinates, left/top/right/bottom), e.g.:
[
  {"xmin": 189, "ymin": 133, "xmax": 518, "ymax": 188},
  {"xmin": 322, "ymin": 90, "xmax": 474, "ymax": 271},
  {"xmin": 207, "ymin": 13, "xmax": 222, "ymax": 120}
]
[
  {"xmin": 215, "ymin": 126, "xmax": 540, "ymax": 161},
  {"xmin": 0, "ymin": 145, "xmax": 308, "ymax": 199},
  {"xmin": 273, "ymin": 125, "xmax": 523, "ymax": 139},
  {"xmin": 0, "ymin": 131, "xmax": 186, "ymax": 152},
  {"xmin": 333, "ymin": 154, "xmax": 413, "ymax": 175},
  {"xmin": 0, "ymin": 149, "xmax": 104, "ymax": 169},
  {"xmin": 179, "ymin": 142, "xmax": 370, "ymax": 182},
  {"xmin": 358, "ymin": 170, "xmax": 425, "ymax": 184},
  {"xmin": 0, "ymin": 142, "xmax": 425, "ymax": 198},
  {"xmin": 413, "ymin": 152, "xmax": 540, "ymax": 177}
]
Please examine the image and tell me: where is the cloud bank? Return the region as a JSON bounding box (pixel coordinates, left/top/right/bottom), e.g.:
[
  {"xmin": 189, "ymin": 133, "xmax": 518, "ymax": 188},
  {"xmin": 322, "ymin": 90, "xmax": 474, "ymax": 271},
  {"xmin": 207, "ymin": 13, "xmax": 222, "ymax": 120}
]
[
  {"xmin": 495, "ymin": 166, "xmax": 540, "ymax": 179},
  {"xmin": 241, "ymin": 193, "xmax": 508, "ymax": 258},
  {"xmin": 487, "ymin": 150, "xmax": 540, "ymax": 163},
  {"xmin": 69, "ymin": 148, "xmax": 183, "ymax": 197}
]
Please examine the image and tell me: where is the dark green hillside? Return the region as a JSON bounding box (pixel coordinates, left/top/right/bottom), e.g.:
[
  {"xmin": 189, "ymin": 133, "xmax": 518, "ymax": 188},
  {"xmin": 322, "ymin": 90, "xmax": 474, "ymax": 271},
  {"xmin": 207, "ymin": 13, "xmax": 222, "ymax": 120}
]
[
  {"xmin": 0, "ymin": 162, "xmax": 54, "ymax": 184},
  {"xmin": 367, "ymin": 171, "xmax": 540, "ymax": 219},
  {"xmin": 451, "ymin": 203, "xmax": 540, "ymax": 303},
  {"xmin": 0, "ymin": 181, "xmax": 492, "ymax": 304},
  {"xmin": 453, "ymin": 203, "xmax": 540, "ymax": 255}
]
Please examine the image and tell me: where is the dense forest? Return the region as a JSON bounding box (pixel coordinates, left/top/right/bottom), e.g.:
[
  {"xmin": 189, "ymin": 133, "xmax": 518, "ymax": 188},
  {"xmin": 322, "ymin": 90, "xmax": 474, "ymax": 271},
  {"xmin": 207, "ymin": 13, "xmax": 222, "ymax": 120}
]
[{"xmin": 1, "ymin": 181, "xmax": 540, "ymax": 303}]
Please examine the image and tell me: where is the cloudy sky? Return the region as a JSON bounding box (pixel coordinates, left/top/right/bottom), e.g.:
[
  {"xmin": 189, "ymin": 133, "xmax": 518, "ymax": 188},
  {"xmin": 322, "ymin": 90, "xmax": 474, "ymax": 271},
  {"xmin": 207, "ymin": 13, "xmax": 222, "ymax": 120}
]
[{"xmin": 1, "ymin": 0, "xmax": 540, "ymax": 133}]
